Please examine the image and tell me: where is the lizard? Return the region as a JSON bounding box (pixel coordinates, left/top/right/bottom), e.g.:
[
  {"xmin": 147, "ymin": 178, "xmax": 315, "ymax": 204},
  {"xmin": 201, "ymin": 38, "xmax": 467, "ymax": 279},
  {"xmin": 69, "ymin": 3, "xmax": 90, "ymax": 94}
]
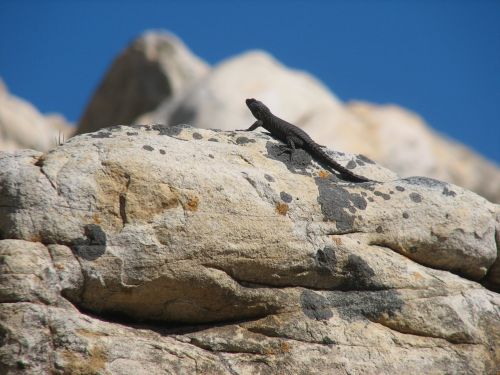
[{"xmin": 243, "ymin": 98, "xmax": 372, "ymax": 183}]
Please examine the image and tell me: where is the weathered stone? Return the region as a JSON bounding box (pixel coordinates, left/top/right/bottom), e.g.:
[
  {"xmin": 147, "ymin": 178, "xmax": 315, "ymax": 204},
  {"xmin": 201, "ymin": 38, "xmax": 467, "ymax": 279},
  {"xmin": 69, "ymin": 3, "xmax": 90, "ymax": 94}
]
[{"xmin": 0, "ymin": 125, "xmax": 498, "ymax": 374}]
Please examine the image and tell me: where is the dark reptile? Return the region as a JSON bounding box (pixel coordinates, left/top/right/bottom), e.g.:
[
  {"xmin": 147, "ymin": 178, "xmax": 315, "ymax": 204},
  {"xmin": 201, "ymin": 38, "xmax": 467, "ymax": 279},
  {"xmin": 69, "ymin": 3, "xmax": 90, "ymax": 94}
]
[{"xmin": 243, "ymin": 98, "xmax": 371, "ymax": 183}]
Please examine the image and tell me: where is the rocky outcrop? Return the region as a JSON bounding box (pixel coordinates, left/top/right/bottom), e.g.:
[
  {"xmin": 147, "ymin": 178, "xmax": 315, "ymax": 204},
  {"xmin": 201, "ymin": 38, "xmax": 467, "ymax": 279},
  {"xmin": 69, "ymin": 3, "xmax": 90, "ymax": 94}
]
[
  {"xmin": 75, "ymin": 31, "xmax": 209, "ymax": 136},
  {"xmin": 0, "ymin": 125, "xmax": 499, "ymax": 374},
  {"xmin": 0, "ymin": 79, "xmax": 73, "ymax": 152}
]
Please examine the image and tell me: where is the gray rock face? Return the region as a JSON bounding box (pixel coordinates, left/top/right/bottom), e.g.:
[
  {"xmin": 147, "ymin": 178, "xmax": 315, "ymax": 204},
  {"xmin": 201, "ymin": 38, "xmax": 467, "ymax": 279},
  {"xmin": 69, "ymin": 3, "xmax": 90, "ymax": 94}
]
[
  {"xmin": 75, "ymin": 31, "xmax": 209, "ymax": 136},
  {"xmin": 0, "ymin": 125, "xmax": 499, "ymax": 374}
]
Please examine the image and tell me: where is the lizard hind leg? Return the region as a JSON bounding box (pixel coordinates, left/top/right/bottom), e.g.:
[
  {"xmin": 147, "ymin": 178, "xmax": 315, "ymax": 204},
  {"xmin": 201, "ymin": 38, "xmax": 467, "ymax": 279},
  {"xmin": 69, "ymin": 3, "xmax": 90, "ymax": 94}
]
[
  {"xmin": 287, "ymin": 139, "xmax": 296, "ymax": 161},
  {"xmin": 277, "ymin": 137, "xmax": 301, "ymax": 162}
]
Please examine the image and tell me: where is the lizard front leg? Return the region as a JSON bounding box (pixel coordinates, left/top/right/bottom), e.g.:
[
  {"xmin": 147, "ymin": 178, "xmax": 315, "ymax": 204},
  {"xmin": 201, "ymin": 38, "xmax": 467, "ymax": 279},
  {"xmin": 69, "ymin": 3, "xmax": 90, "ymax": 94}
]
[{"xmin": 244, "ymin": 120, "xmax": 263, "ymax": 131}]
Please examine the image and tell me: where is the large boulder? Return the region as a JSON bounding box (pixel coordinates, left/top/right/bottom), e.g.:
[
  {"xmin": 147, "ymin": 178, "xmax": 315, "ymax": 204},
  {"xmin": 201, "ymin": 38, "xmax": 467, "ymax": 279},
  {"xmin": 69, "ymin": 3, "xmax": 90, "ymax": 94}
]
[
  {"xmin": 75, "ymin": 31, "xmax": 209, "ymax": 136},
  {"xmin": 0, "ymin": 79, "xmax": 73, "ymax": 152},
  {"xmin": 0, "ymin": 124, "xmax": 499, "ymax": 374}
]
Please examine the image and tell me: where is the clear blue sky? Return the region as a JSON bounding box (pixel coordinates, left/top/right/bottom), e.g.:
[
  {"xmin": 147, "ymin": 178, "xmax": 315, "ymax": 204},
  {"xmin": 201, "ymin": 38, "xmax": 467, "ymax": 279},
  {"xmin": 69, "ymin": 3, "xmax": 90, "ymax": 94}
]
[{"xmin": 1, "ymin": 0, "xmax": 499, "ymax": 163}]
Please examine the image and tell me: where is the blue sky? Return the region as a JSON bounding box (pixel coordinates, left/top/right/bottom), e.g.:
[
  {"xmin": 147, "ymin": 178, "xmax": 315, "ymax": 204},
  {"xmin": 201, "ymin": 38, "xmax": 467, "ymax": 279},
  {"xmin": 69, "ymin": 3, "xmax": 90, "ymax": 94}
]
[{"xmin": 1, "ymin": 0, "xmax": 499, "ymax": 163}]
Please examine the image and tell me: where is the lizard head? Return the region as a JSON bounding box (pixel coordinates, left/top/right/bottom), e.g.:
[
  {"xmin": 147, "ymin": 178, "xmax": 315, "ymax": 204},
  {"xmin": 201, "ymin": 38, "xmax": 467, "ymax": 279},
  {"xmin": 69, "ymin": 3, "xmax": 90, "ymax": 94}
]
[{"xmin": 246, "ymin": 98, "xmax": 270, "ymax": 120}]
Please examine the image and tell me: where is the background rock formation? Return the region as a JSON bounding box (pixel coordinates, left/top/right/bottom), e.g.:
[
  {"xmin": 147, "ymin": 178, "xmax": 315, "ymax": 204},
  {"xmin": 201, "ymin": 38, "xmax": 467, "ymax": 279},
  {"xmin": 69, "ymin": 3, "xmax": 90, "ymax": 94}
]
[
  {"xmin": 0, "ymin": 125, "xmax": 499, "ymax": 374},
  {"xmin": 0, "ymin": 79, "xmax": 73, "ymax": 152},
  {"xmin": 75, "ymin": 31, "xmax": 209, "ymax": 136}
]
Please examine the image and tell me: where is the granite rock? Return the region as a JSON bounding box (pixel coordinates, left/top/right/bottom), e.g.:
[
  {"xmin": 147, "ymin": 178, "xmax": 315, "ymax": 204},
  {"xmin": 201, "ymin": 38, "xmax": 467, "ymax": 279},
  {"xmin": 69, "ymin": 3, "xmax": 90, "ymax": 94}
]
[{"xmin": 0, "ymin": 125, "xmax": 499, "ymax": 374}]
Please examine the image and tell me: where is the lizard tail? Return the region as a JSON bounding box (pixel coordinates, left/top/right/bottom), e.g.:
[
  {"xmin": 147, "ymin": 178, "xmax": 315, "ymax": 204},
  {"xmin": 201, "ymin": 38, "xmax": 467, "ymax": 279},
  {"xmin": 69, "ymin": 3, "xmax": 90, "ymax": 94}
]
[{"xmin": 308, "ymin": 144, "xmax": 372, "ymax": 183}]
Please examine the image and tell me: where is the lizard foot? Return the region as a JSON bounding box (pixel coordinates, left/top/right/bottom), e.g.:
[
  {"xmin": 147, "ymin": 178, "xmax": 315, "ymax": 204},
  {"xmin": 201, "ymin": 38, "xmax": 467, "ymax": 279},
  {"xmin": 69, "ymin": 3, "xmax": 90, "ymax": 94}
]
[{"xmin": 276, "ymin": 145, "xmax": 296, "ymax": 162}]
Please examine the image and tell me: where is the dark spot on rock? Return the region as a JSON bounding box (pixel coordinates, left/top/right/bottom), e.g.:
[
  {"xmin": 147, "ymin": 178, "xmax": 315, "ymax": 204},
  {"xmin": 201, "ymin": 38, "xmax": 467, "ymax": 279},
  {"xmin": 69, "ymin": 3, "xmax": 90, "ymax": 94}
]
[
  {"xmin": 89, "ymin": 131, "xmax": 112, "ymax": 139},
  {"xmin": 106, "ymin": 125, "xmax": 123, "ymax": 132},
  {"xmin": 126, "ymin": 132, "xmax": 138, "ymax": 136},
  {"xmin": 356, "ymin": 160, "xmax": 365, "ymax": 167},
  {"xmin": 357, "ymin": 154, "xmax": 375, "ymax": 164},
  {"xmin": 374, "ymin": 191, "xmax": 391, "ymax": 200},
  {"xmin": 209, "ymin": 154, "xmax": 214, "ymax": 159},
  {"xmin": 159, "ymin": 149, "xmax": 166, "ymax": 155},
  {"xmin": 340, "ymin": 254, "xmax": 377, "ymax": 291},
  {"xmin": 130, "ymin": 124, "xmax": 151, "ymax": 130},
  {"xmin": 395, "ymin": 186, "xmax": 405, "ymax": 192},
  {"xmin": 280, "ymin": 191, "xmax": 293, "ymax": 203},
  {"xmin": 142, "ymin": 145, "xmax": 154, "ymax": 151},
  {"xmin": 389, "ymin": 190, "xmax": 394, "ymax": 194},
  {"xmin": 445, "ymin": 213, "xmax": 450, "ymax": 219},
  {"xmin": 192, "ymin": 132, "xmax": 203, "ymax": 140},
  {"xmin": 351, "ymin": 194, "xmax": 367, "ymax": 210},
  {"xmin": 300, "ymin": 290, "xmax": 333, "ymax": 321},
  {"xmin": 376, "ymin": 226, "xmax": 383, "ymax": 233},
  {"xmin": 265, "ymin": 142, "xmax": 312, "ymax": 176},
  {"xmin": 264, "ymin": 174, "xmax": 275, "ymax": 182},
  {"xmin": 315, "ymin": 247, "xmax": 337, "ymax": 275},
  {"xmin": 332, "ymin": 290, "xmax": 405, "ymax": 322},
  {"xmin": 402, "ymin": 212, "xmax": 409, "ymax": 219},
  {"xmin": 360, "ymin": 192, "xmax": 367, "ymax": 197},
  {"xmin": 442, "ymin": 187, "xmax": 457, "ymax": 197},
  {"xmin": 84, "ymin": 224, "xmax": 106, "ymax": 246},
  {"xmin": 409, "ymin": 246, "xmax": 418, "ymax": 253},
  {"xmin": 368, "ymin": 197, "xmax": 374, "ymax": 202},
  {"xmin": 72, "ymin": 224, "xmax": 107, "ymax": 261},
  {"xmin": 315, "ymin": 178, "xmax": 368, "ymax": 232},
  {"xmin": 322, "ymin": 337, "xmax": 335, "ymax": 345},
  {"xmin": 346, "ymin": 160, "xmax": 357, "ymax": 169},
  {"xmin": 151, "ymin": 124, "xmax": 188, "ymax": 136},
  {"xmin": 409, "ymin": 192, "xmax": 422, "ymax": 203},
  {"xmin": 236, "ymin": 136, "xmax": 255, "ymax": 145},
  {"xmin": 208, "ymin": 138, "xmax": 219, "ymax": 142},
  {"xmin": 402, "ymin": 176, "xmax": 447, "ymax": 189}
]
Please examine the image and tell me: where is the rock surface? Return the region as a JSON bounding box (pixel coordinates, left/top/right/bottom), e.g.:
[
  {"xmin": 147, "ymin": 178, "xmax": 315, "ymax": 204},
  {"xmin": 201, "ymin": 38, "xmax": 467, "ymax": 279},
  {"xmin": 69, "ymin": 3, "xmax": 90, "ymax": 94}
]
[
  {"xmin": 75, "ymin": 31, "xmax": 209, "ymax": 136},
  {"xmin": 0, "ymin": 125, "xmax": 499, "ymax": 374},
  {"xmin": 0, "ymin": 79, "xmax": 73, "ymax": 152}
]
